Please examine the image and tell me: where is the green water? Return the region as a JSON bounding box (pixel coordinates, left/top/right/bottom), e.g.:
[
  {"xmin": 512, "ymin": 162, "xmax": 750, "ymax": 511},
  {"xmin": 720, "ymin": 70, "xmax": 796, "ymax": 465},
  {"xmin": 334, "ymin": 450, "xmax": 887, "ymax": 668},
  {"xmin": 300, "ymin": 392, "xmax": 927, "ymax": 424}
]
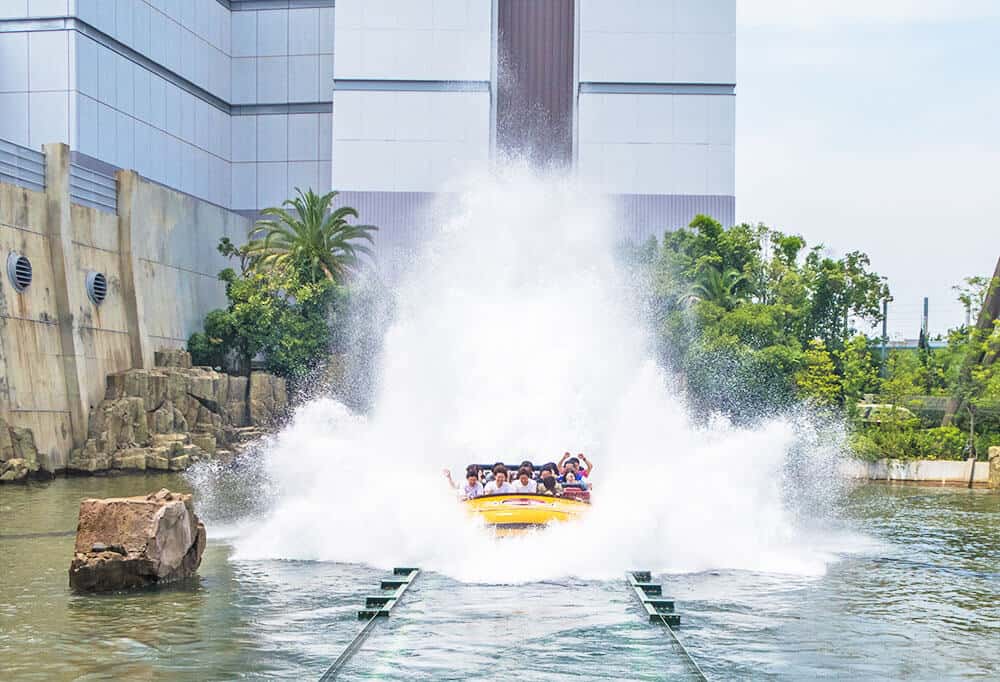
[{"xmin": 1, "ymin": 476, "xmax": 998, "ymax": 680}]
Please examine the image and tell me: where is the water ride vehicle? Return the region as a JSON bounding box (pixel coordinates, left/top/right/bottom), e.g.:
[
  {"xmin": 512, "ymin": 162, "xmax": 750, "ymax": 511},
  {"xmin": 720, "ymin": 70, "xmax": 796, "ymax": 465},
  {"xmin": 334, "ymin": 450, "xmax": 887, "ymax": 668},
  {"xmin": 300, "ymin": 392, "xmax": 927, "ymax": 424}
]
[{"xmin": 463, "ymin": 463, "xmax": 591, "ymax": 535}]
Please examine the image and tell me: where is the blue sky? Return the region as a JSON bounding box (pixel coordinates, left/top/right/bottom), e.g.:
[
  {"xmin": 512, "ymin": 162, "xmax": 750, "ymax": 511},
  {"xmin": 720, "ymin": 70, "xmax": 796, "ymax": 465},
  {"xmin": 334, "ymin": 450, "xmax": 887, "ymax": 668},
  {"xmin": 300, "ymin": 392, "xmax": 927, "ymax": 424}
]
[{"xmin": 735, "ymin": 1, "xmax": 1000, "ymax": 337}]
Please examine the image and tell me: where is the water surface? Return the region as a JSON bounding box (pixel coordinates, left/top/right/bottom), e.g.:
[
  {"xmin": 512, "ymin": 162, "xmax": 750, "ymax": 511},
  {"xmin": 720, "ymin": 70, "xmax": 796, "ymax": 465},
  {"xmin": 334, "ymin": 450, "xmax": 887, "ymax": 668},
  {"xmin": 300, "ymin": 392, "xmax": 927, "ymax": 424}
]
[{"xmin": 1, "ymin": 476, "xmax": 998, "ymax": 680}]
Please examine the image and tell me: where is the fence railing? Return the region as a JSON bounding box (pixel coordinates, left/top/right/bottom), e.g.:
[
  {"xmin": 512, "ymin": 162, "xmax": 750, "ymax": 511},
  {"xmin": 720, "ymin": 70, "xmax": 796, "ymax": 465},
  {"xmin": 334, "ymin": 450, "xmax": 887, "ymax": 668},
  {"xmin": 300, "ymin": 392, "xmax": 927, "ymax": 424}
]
[{"xmin": 0, "ymin": 139, "xmax": 45, "ymax": 193}]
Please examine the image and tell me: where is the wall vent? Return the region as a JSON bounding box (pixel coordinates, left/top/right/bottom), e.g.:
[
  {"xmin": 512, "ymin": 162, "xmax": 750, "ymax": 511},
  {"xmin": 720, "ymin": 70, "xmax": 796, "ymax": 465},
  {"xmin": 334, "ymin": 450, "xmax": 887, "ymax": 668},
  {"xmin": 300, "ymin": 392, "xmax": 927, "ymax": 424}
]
[
  {"xmin": 7, "ymin": 252, "xmax": 32, "ymax": 292},
  {"xmin": 86, "ymin": 271, "xmax": 108, "ymax": 305}
]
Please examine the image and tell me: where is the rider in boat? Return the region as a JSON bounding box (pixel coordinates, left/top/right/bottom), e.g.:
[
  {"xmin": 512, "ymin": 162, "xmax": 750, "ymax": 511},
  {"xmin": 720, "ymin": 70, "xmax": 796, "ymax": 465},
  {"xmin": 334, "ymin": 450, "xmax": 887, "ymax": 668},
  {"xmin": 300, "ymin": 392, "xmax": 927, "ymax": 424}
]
[
  {"xmin": 511, "ymin": 466, "xmax": 538, "ymax": 494},
  {"xmin": 484, "ymin": 466, "xmax": 514, "ymax": 494}
]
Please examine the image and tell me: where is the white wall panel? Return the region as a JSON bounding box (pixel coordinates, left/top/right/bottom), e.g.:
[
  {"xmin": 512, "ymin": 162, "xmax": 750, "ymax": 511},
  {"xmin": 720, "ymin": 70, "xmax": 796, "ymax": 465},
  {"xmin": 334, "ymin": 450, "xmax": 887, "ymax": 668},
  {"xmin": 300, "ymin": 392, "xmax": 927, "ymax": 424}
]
[
  {"xmin": 257, "ymin": 56, "xmax": 287, "ymax": 102},
  {"xmin": 0, "ymin": 93, "xmax": 29, "ymax": 147},
  {"xmin": 29, "ymin": 90, "xmax": 69, "ymax": 147},
  {"xmin": 256, "ymin": 114, "xmax": 287, "ymax": 162},
  {"xmin": 257, "ymin": 161, "xmax": 288, "ymax": 208},
  {"xmin": 231, "ymin": 162, "xmax": 256, "ymax": 209},
  {"xmin": 288, "ymin": 113, "xmax": 318, "ymax": 161},
  {"xmin": 580, "ymin": 0, "xmax": 734, "ymax": 84},
  {"xmin": 288, "ymin": 160, "xmax": 319, "ymax": 194},
  {"xmin": 335, "ymin": 0, "xmax": 490, "ymax": 80},
  {"xmin": 288, "ymin": 8, "xmax": 319, "ymax": 55},
  {"xmin": 578, "ymin": 92, "xmax": 733, "ymax": 196},
  {"xmin": 288, "ymin": 55, "xmax": 319, "ymax": 102},
  {"xmin": 231, "ymin": 116, "xmax": 256, "ymax": 163},
  {"xmin": 256, "ymin": 9, "xmax": 288, "ymax": 58},
  {"xmin": 0, "ymin": 33, "xmax": 29, "ymax": 93},
  {"xmin": 28, "ymin": 31, "xmax": 69, "ymax": 90},
  {"xmin": 332, "ymin": 90, "xmax": 488, "ymax": 191}
]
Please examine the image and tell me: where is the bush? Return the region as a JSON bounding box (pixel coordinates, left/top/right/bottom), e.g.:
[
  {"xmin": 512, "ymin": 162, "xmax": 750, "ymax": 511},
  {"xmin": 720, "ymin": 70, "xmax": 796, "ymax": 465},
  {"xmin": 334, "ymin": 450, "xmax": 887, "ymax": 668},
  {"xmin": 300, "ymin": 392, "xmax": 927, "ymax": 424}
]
[{"xmin": 912, "ymin": 426, "xmax": 966, "ymax": 460}]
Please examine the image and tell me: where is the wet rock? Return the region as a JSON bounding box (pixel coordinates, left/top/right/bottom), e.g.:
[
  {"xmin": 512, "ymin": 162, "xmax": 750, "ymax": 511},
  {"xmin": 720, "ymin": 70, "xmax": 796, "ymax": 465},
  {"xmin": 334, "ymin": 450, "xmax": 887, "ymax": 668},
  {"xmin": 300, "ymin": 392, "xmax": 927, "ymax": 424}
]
[
  {"xmin": 155, "ymin": 349, "xmax": 193, "ymax": 369},
  {"xmin": 0, "ymin": 458, "xmax": 30, "ymax": 482},
  {"xmin": 0, "ymin": 418, "xmax": 14, "ymax": 462},
  {"xmin": 249, "ymin": 371, "xmax": 287, "ymax": 427},
  {"xmin": 989, "ymin": 447, "xmax": 1000, "ymax": 490},
  {"xmin": 69, "ymin": 488, "xmax": 206, "ymax": 592},
  {"xmin": 190, "ymin": 433, "xmax": 216, "ymax": 456},
  {"xmin": 9, "ymin": 427, "xmax": 39, "ymax": 469}
]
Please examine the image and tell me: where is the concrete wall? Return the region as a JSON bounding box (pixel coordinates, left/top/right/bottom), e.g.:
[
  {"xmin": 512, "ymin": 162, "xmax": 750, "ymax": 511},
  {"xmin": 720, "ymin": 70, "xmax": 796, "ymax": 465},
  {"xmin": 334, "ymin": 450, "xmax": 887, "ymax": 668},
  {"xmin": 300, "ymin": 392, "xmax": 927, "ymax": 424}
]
[
  {"xmin": 0, "ymin": 144, "xmax": 248, "ymax": 472},
  {"xmin": 842, "ymin": 458, "xmax": 990, "ymax": 486},
  {"xmin": 0, "ymin": 180, "xmax": 72, "ymax": 469}
]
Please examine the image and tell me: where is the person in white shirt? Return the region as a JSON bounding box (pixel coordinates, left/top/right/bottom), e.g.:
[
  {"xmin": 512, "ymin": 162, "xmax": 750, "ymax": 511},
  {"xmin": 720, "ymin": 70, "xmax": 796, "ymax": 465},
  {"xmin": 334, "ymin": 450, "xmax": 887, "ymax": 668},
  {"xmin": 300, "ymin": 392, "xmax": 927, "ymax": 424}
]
[
  {"xmin": 443, "ymin": 465, "xmax": 484, "ymax": 500},
  {"xmin": 484, "ymin": 467, "xmax": 514, "ymax": 495},
  {"xmin": 510, "ymin": 466, "xmax": 538, "ymax": 494}
]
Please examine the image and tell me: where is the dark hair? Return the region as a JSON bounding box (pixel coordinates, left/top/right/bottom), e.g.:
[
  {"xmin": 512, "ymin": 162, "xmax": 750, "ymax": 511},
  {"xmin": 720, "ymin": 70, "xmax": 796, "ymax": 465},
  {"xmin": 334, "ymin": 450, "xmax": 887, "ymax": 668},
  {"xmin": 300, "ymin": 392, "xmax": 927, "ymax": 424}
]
[
  {"xmin": 517, "ymin": 466, "xmax": 532, "ymax": 478},
  {"xmin": 542, "ymin": 477, "xmax": 557, "ymax": 491},
  {"xmin": 520, "ymin": 460, "xmax": 533, "ymax": 469},
  {"xmin": 567, "ymin": 457, "xmax": 580, "ymax": 466},
  {"xmin": 493, "ymin": 464, "xmax": 508, "ymax": 475},
  {"xmin": 542, "ymin": 462, "xmax": 557, "ymax": 473}
]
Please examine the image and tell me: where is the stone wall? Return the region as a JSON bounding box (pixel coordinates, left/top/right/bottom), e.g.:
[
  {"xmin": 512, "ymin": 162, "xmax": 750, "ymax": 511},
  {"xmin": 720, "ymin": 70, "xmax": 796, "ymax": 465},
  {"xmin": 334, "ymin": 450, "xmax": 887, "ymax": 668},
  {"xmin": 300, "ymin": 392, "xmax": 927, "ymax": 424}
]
[{"xmin": 0, "ymin": 144, "xmax": 253, "ymax": 473}]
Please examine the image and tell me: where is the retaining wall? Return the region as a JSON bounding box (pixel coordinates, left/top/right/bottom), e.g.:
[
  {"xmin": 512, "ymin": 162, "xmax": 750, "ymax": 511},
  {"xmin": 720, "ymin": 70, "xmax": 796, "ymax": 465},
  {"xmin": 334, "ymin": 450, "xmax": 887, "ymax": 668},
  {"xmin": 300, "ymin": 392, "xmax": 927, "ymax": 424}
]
[
  {"xmin": 842, "ymin": 457, "xmax": 990, "ymax": 486},
  {"xmin": 0, "ymin": 144, "xmax": 251, "ymax": 472}
]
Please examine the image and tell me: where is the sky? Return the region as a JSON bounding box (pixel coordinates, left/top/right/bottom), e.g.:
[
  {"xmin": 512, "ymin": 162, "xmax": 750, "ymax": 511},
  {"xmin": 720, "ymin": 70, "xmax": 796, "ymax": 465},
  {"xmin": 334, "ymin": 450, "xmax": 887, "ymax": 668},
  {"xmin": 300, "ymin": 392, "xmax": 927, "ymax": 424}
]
[{"xmin": 735, "ymin": 0, "xmax": 1000, "ymax": 338}]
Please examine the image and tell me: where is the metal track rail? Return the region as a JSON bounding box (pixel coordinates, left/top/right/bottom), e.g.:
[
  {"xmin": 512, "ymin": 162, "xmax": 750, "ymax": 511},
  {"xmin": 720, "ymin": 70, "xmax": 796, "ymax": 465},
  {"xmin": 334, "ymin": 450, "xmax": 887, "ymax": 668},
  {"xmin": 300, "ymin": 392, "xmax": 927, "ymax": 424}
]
[
  {"xmin": 626, "ymin": 571, "xmax": 708, "ymax": 681},
  {"xmin": 318, "ymin": 568, "xmax": 420, "ymax": 681}
]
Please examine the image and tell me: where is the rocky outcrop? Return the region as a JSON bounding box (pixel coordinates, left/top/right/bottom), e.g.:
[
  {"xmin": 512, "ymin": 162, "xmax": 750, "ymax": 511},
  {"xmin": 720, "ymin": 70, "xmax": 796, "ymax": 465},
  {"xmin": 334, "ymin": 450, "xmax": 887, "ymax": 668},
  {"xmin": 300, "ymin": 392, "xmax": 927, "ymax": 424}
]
[
  {"xmin": 66, "ymin": 350, "xmax": 286, "ymax": 476},
  {"xmin": 249, "ymin": 371, "xmax": 289, "ymax": 427},
  {"xmin": 0, "ymin": 418, "xmax": 41, "ymax": 482},
  {"xmin": 69, "ymin": 488, "xmax": 206, "ymax": 592},
  {"xmin": 990, "ymin": 447, "xmax": 1000, "ymax": 490}
]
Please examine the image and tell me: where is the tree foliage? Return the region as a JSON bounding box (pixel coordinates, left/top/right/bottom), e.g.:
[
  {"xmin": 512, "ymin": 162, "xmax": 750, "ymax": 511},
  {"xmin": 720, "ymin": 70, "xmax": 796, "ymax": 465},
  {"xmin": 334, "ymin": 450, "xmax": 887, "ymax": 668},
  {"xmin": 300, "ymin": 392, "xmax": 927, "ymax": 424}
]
[
  {"xmin": 247, "ymin": 188, "xmax": 377, "ymax": 284},
  {"xmin": 647, "ymin": 215, "xmax": 889, "ymax": 418},
  {"xmin": 188, "ymin": 188, "xmax": 374, "ymax": 383}
]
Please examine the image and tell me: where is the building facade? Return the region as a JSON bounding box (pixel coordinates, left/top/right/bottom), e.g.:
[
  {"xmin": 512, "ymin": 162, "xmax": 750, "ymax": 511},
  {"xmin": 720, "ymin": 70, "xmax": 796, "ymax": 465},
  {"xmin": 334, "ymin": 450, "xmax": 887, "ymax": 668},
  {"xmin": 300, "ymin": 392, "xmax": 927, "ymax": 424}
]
[{"xmin": 1, "ymin": 0, "xmax": 734, "ymax": 237}]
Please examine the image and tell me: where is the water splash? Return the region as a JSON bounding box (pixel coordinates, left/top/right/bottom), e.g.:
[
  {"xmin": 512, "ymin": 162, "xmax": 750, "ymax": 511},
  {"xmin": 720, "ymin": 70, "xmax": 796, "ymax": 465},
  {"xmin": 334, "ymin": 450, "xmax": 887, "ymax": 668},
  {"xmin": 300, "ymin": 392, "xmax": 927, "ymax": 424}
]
[{"xmin": 222, "ymin": 164, "xmax": 854, "ymax": 582}]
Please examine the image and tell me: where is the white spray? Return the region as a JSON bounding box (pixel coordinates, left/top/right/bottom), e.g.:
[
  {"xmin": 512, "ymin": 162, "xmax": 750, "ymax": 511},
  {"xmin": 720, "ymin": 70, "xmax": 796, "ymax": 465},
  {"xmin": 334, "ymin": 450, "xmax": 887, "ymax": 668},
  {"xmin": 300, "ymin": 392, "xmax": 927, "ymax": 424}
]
[{"xmin": 230, "ymin": 164, "xmax": 849, "ymax": 582}]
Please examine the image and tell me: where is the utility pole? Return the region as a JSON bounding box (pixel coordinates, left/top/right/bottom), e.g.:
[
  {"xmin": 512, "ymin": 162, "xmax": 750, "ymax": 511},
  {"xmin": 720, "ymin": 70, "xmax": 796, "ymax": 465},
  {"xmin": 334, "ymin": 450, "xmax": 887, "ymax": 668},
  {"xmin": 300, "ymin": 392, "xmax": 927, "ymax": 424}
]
[{"xmin": 880, "ymin": 298, "xmax": 888, "ymax": 376}]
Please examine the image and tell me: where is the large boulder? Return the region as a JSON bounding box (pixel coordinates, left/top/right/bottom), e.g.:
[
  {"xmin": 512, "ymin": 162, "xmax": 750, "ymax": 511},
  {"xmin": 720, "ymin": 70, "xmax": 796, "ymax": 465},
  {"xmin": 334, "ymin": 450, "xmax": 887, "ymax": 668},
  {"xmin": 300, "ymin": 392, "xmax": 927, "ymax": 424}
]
[
  {"xmin": 989, "ymin": 446, "xmax": 1000, "ymax": 490},
  {"xmin": 69, "ymin": 489, "xmax": 206, "ymax": 592}
]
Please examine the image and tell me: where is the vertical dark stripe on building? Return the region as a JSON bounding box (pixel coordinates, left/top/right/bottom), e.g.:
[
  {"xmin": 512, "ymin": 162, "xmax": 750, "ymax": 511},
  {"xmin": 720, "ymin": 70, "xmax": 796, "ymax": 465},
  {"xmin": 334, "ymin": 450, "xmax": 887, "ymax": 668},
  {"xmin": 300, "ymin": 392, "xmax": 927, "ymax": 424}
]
[{"xmin": 496, "ymin": 0, "xmax": 575, "ymax": 166}]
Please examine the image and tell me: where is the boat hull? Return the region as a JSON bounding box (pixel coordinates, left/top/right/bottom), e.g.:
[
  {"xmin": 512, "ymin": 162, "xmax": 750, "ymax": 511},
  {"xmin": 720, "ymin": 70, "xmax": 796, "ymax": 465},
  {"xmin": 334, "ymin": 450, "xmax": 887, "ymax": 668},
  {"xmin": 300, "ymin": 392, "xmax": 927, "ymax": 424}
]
[{"xmin": 464, "ymin": 494, "xmax": 589, "ymax": 534}]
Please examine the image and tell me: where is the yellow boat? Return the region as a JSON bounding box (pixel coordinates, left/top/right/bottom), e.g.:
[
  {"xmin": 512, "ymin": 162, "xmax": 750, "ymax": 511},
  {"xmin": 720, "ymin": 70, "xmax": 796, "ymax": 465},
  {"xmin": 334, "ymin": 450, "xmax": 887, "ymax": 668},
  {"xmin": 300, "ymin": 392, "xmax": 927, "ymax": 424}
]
[{"xmin": 464, "ymin": 493, "xmax": 590, "ymax": 535}]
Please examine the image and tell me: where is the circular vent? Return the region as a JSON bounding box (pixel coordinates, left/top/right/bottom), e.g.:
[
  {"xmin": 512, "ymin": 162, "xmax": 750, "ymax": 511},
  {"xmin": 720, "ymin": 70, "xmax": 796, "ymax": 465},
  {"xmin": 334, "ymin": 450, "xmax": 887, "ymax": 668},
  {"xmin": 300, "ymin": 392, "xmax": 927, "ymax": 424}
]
[
  {"xmin": 86, "ymin": 271, "xmax": 108, "ymax": 305},
  {"xmin": 7, "ymin": 252, "xmax": 32, "ymax": 292}
]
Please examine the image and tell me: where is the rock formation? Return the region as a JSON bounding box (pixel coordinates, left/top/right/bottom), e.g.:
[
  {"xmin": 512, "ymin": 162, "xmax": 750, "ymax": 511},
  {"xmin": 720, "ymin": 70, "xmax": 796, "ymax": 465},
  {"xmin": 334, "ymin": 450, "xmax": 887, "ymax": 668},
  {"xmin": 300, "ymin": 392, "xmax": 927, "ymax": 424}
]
[
  {"xmin": 69, "ymin": 488, "xmax": 206, "ymax": 591},
  {"xmin": 0, "ymin": 418, "xmax": 41, "ymax": 482},
  {"xmin": 67, "ymin": 350, "xmax": 287, "ymax": 475},
  {"xmin": 990, "ymin": 446, "xmax": 1000, "ymax": 490}
]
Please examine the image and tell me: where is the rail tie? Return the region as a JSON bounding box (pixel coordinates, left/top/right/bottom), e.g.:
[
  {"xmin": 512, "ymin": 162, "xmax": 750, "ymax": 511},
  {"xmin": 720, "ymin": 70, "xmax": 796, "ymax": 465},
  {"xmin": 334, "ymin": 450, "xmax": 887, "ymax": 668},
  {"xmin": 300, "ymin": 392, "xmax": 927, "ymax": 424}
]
[
  {"xmin": 627, "ymin": 570, "xmax": 708, "ymax": 681},
  {"xmin": 318, "ymin": 567, "xmax": 420, "ymax": 681}
]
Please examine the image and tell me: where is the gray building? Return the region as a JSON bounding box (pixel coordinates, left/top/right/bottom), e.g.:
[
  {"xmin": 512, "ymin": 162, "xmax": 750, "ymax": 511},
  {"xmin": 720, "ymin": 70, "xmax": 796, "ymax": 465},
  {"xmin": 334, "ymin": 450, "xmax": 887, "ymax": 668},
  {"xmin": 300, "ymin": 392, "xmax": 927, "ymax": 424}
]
[{"xmin": 1, "ymin": 0, "xmax": 734, "ymax": 236}]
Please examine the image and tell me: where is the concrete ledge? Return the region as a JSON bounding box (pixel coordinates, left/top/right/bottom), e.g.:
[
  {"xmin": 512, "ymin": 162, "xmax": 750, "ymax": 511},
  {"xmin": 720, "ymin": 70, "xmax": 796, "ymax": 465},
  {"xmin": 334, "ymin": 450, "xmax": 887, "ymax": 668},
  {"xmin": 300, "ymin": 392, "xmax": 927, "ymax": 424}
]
[{"xmin": 842, "ymin": 457, "xmax": 990, "ymax": 486}]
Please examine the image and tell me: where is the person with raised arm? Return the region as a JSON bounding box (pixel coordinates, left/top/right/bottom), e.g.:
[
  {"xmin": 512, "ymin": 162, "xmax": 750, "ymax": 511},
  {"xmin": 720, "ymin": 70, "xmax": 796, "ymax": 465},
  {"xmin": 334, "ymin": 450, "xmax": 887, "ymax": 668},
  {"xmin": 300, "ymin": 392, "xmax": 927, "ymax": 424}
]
[{"xmin": 443, "ymin": 465, "xmax": 484, "ymax": 500}]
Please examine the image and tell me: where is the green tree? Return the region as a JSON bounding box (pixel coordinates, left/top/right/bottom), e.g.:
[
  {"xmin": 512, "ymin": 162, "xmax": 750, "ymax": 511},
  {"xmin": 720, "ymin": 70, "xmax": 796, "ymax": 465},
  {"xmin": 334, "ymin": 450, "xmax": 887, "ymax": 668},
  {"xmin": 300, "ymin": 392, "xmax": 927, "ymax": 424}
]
[
  {"xmin": 802, "ymin": 249, "xmax": 889, "ymax": 352},
  {"xmin": 838, "ymin": 334, "xmax": 879, "ymax": 414},
  {"xmin": 188, "ymin": 266, "xmax": 342, "ymax": 380},
  {"xmin": 682, "ymin": 266, "xmax": 748, "ymax": 310},
  {"xmin": 794, "ymin": 339, "xmax": 841, "ymax": 406},
  {"xmin": 248, "ymin": 188, "xmax": 377, "ymax": 284}
]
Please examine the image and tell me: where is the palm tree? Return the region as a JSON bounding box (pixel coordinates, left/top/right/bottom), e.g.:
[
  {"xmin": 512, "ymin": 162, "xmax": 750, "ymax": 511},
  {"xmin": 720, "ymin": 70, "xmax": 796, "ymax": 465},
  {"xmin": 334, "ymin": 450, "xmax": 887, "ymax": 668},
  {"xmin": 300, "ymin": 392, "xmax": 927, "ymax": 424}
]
[
  {"xmin": 681, "ymin": 266, "xmax": 748, "ymax": 310},
  {"xmin": 247, "ymin": 188, "xmax": 377, "ymax": 283}
]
